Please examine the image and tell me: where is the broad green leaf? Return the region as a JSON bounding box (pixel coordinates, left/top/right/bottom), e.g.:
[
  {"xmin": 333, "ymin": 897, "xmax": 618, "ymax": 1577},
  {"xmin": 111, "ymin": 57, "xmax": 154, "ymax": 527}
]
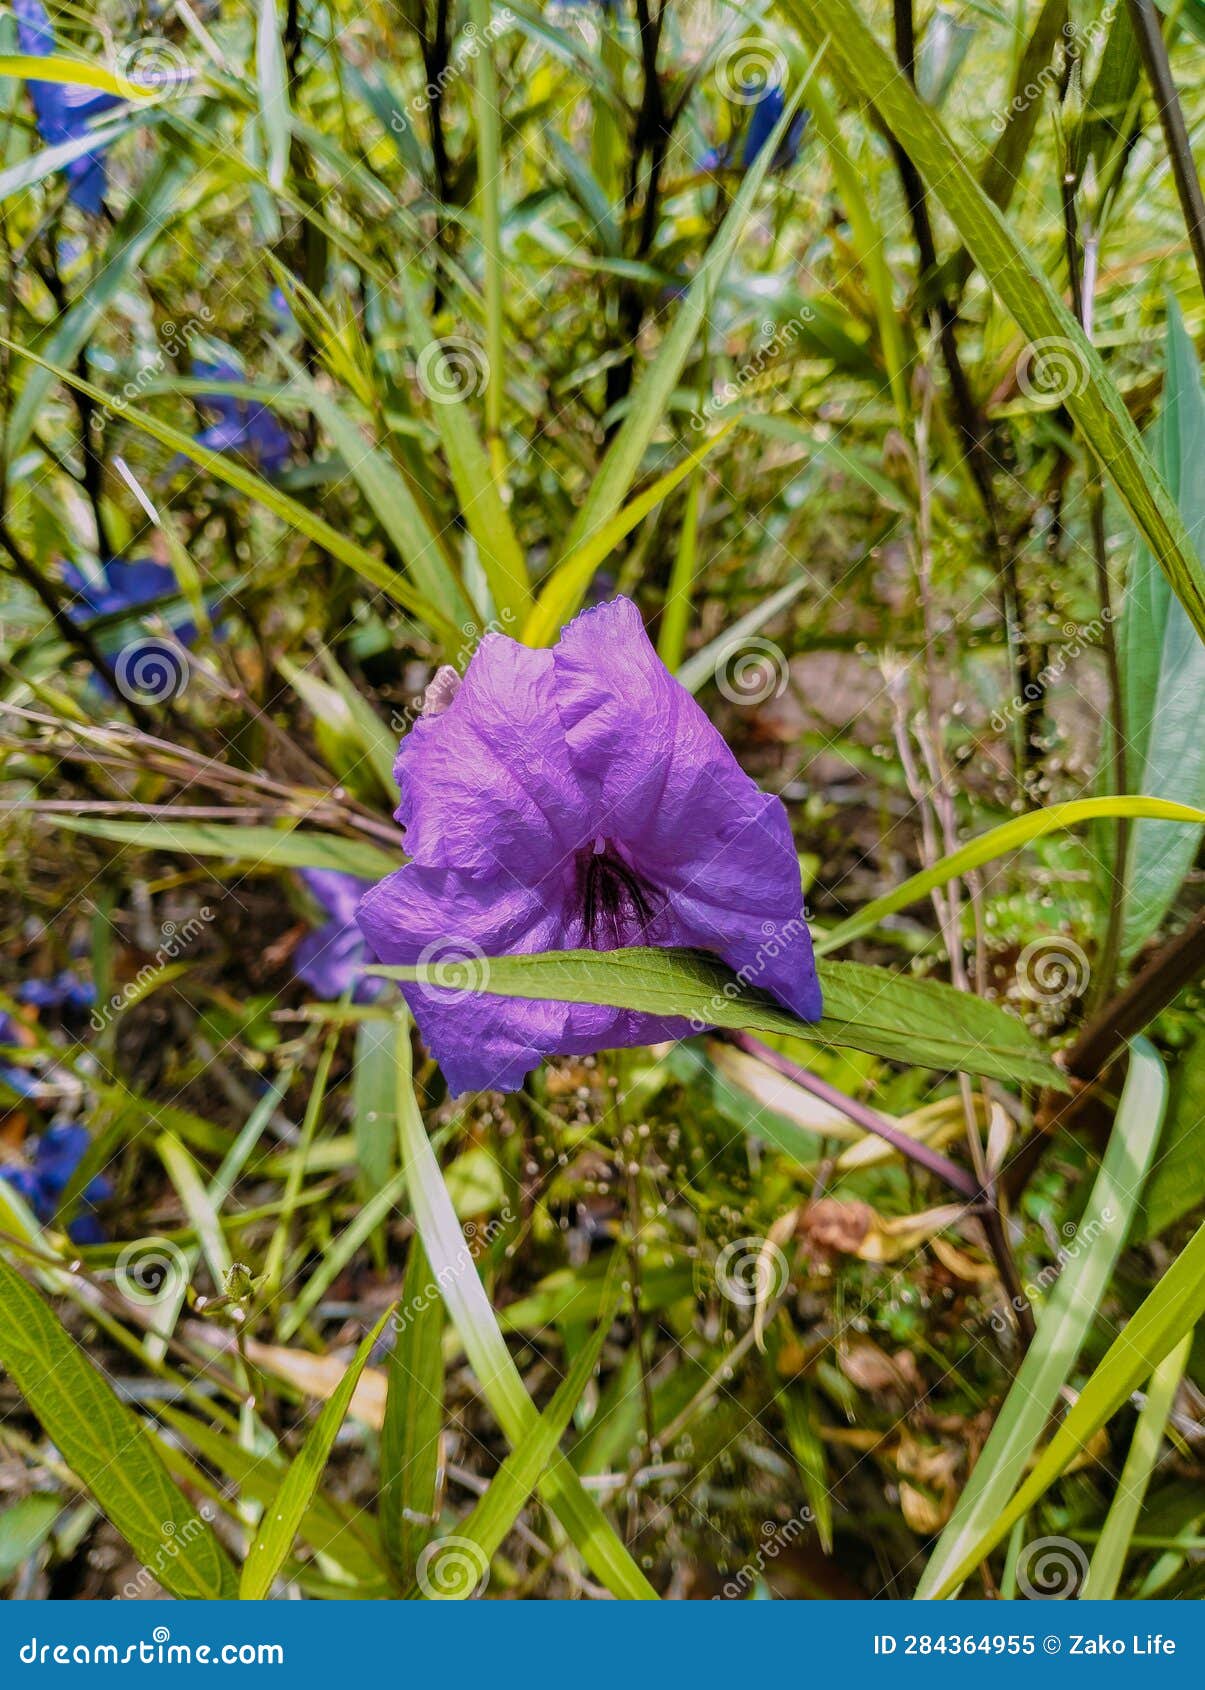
[
  {"xmin": 43, "ymin": 815, "xmax": 396, "ymax": 878},
  {"xmin": 0, "ymin": 336, "xmax": 454, "ymax": 641},
  {"xmin": 0, "ymin": 1257, "xmax": 238, "ymax": 1599},
  {"xmin": 1117, "ymin": 303, "xmax": 1205, "ymax": 954},
  {"xmin": 415, "ymin": 1281, "xmax": 621, "ymax": 1597},
  {"xmin": 380, "ymin": 1236, "xmax": 444, "ymax": 1585},
  {"xmin": 239, "ymin": 1307, "xmax": 394, "ymax": 1598},
  {"xmin": 373, "ymin": 948, "xmax": 1063, "ymax": 1090},
  {"xmin": 1082, "ymin": 1333, "xmax": 1191, "ymax": 1598},
  {"xmin": 934, "ymin": 1208, "xmax": 1205, "ymax": 1595},
  {"xmin": 817, "ymin": 796, "xmax": 1205, "ymax": 954},
  {"xmin": 555, "ymin": 79, "xmax": 811, "ymax": 568},
  {"xmin": 779, "ymin": 0, "xmax": 1205, "ymax": 646},
  {"xmin": 393, "ymin": 1010, "xmax": 658, "ymax": 1598},
  {"xmin": 256, "ymin": 0, "xmax": 290, "ymax": 190},
  {"xmin": 917, "ymin": 1038, "xmax": 1167, "ymax": 1598},
  {"xmin": 0, "ymin": 53, "xmax": 161, "ymax": 97}
]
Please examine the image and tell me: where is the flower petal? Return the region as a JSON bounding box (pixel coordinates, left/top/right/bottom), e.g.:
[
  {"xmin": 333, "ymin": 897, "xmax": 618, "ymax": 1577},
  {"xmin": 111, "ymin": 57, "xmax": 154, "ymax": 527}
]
[
  {"xmin": 554, "ymin": 598, "xmax": 820, "ymax": 1019},
  {"xmin": 395, "ymin": 634, "xmax": 590, "ymax": 877}
]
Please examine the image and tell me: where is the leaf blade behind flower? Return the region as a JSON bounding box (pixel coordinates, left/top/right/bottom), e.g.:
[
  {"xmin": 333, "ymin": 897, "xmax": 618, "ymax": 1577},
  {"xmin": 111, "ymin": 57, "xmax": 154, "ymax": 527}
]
[{"xmin": 371, "ymin": 947, "xmax": 1064, "ymax": 1090}]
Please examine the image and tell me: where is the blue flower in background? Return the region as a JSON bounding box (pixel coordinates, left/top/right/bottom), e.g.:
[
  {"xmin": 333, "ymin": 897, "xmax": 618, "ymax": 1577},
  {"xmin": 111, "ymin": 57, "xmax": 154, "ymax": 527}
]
[
  {"xmin": 13, "ymin": 0, "xmax": 124, "ymax": 214},
  {"xmin": 740, "ymin": 86, "xmax": 807, "ymax": 171},
  {"xmin": 17, "ymin": 970, "xmax": 95, "ymax": 1015},
  {"xmin": 294, "ymin": 870, "xmax": 381, "ymax": 1002},
  {"xmin": 0, "ymin": 1010, "xmax": 37, "ymax": 1099},
  {"xmin": 193, "ymin": 359, "xmax": 291, "ymax": 475},
  {"xmin": 62, "ymin": 556, "xmax": 203, "ymax": 665},
  {"xmin": 0, "ymin": 1120, "xmax": 111, "ymax": 1244}
]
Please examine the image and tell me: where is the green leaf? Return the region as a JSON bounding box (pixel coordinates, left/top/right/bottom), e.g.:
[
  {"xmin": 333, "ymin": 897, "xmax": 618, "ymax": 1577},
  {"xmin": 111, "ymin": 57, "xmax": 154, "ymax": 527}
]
[
  {"xmin": 256, "ymin": 0, "xmax": 290, "ymax": 191},
  {"xmin": 43, "ymin": 815, "xmax": 396, "ymax": 878},
  {"xmin": 373, "ymin": 948, "xmax": 1063, "ymax": 1090},
  {"xmin": 676, "ymin": 574, "xmax": 809, "ymax": 696},
  {"xmin": 0, "ymin": 1493, "xmax": 61, "ymax": 1582},
  {"xmin": 1117, "ymin": 301, "xmax": 1205, "ymax": 954},
  {"xmin": 917, "ymin": 1038, "xmax": 1168, "ymax": 1597},
  {"xmin": 1082, "ymin": 1333, "xmax": 1191, "ymax": 1598},
  {"xmin": 239, "ymin": 1307, "xmax": 394, "ymax": 1598},
  {"xmin": 933, "ymin": 1207, "xmax": 1205, "ymax": 1595},
  {"xmin": 817, "ymin": 796, "xmax": 1205, "ymax": 955},
  {"xmin": 380, "ymin": 1236, "xmax": 444, "ymax": 1586},
  {"xmin": 779, "ymin": 0, "xmax": 1205, "ymax": 647},
  {"xmin": 0, "ymin": 1257, "xmax": 238, "ymax": 1599},
  {"xmin": 392, "ymin": 1010, "xmax": 658, "ymax": 1598},
  {"xmin": 0, "ymin": 53, "xmax": 161, "ymax": 97},
  {"xmin": 1139, "ymin": 1031, "xmax": 1205, "ymax": 1240},
  {"xmin": 414, "ymin": 1280, "xmax": 621, "ymax": 1597}
]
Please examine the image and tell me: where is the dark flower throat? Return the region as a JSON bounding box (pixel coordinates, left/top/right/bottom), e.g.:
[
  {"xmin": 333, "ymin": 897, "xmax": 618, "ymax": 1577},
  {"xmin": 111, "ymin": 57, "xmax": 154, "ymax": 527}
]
[{"xmin": 577, "ymin": 838, "xmax": 660, "ymax": 949}]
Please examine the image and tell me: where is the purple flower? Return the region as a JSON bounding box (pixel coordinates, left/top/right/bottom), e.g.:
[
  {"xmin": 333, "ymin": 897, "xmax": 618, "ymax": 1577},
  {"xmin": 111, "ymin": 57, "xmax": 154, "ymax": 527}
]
[
  {"xmin": 14, "ymin": 0, "xmax": 124, "ymax": 214},
  {"xmin": 357, "ymin": 597, "xmax": 820, "ymax": 1094},
  {"xmin": 0, "ymin": 1120, "xmax": 111, "ymax": 1244},
  {"xmin": 17, "ymin": 970, "xmax": 94, "ymax": 1015},
  {"xmin": 193, "ymin": 359, "xmax": 291, "ymax": 475},
  {"xmin": 294, "ymin": 870, "xmax": 381, "ymax": 1001}
]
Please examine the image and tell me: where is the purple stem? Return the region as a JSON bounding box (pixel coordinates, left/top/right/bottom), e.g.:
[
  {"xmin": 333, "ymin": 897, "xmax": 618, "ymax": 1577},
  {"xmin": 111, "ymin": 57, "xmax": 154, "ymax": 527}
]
[{"xmin": 723, "ymin": 1029, "xmax": 980, "ymax": 1200}]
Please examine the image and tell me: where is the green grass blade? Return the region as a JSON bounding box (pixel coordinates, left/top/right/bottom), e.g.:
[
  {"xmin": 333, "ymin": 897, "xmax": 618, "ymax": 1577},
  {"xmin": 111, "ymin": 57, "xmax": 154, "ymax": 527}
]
[
  {"xmin": 380, "ymin": 1236, "xmax": 444, "ymax": 1585},
  {"xmin": 239, "ymin": 1308, "xmax": 394, "ymax": 1597},
  {"xmin": 935, "ymin": 1212, "xmax": 1205, "ymax": 1595},
  {"xmin": 916, "ymin": 1038, "xmax": 1168, "ymax": 1598},
  {"xmin": 392, "ymin": 1010, "xmax": 658, "ymax": 1598},
  {"xmin": 779, "ymin": 0, "xmax": 1205, "ymax": 645},
  {"xmin": 817, "ymin": 797, "xmax": 1205, "ymax": 954},
  {"xmin": 256, "ymin": 0, "xmax": 290, "ymax": 190},
  {"xmin": 466, "ymin": 0, "xmax": 507, "ymax": 466},
  {"xmin": 414, "ymin": 1279, "xmax": 621, "ymax": 1596},
  {"xmin": 1082, "ymin": 1333, "xmax": 1191, "ymax": 1598},
  {"xmin": 0, "ymin": 1257, "xmax": 238, "ymax": 1599},
  {"xmin": 43, "ymin": 816, "xmax": 396, "ymax": 878}
]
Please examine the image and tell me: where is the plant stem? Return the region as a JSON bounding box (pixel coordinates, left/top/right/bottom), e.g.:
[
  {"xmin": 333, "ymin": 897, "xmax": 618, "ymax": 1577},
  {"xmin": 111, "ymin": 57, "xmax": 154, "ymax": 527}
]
[{"xmin": 1125, "ymin": 0, "xmax": 1205, "ymax": 299}]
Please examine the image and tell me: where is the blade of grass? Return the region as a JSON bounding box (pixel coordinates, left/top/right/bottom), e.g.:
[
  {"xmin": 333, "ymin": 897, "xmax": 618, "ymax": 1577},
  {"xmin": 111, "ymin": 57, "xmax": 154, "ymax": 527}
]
[
  {"xmin": 239, "ymin": 1308, "xmax": 393, "ymax": 1597},
  {"xmin": 392, "ymin": 1009, "xmax": 658, "ymax": 1598},
  {"xmin": 915, "ymin": 1037, "xmax": 1167, "ymax": 1597},
  {"xmin": 1082, "ymin": 1332, "xmax": 1191, "ymax": 1598},
  {"xmin": 380, "ymin": 1236, "xmax": 444, "ymax": 1586}
]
